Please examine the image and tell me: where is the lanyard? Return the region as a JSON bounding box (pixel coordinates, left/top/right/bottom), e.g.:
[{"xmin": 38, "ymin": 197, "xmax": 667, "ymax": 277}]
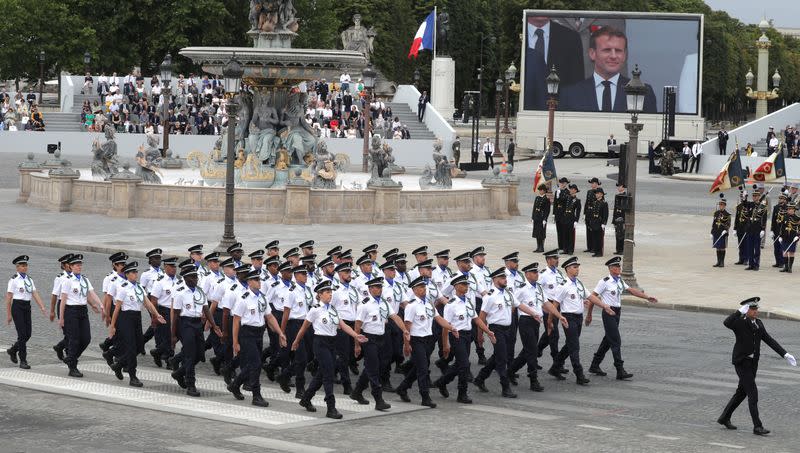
[
  {"xmin": 192, "ymin": 287, "xmax": 207, "ymax": 306},
  {"xmin": 133, "ymin": 283, "xmax": 145, "ymax": 304}
]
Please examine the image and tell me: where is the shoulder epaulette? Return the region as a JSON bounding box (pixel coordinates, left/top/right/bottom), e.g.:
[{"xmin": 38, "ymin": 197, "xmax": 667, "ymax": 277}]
[
  {"xmin": 362, "ymin": 297, "xmax": 370, "ymax": 304},
  {"xmin": 176, "ymin": 286, "xmax": 185, "ymax": 292},
  {"xmin": 487, "ymin": 289, "xmax": 495, "ymax": 295},
  {"xmin": 559, "ymin": 281, "xmax": 567, "ymax": 286},
  {"xmin": 289, "ymin": 282, "xmax": 296, "ymax": 291},
  {"xmin": 121, "ymin": 282, "xmax": 129, "ymax": 287},
  {"xmin": 603, "ymin": 276, "xmax": 610, "ymax": 281},
  {"xmin": 241, "ymin": 291, "xmax": 250, "ymax": 298},
  {"xmin": 157, "ymin": 275, "xmax": 165, "ymax": 281},
  {"xmin": 217, "ymin": 277, "xmax": 226, "ymax": 284},
  {"xmin": 230, "ymin": 283, "xmax": 238, "ymax": 291},
  {"xmin": 448, "ymin": 297, "xmax": 456, "ymax": 304},
  {"xmin": 271, "ymin": 281, "xmax": 281, "ymax": 287}
]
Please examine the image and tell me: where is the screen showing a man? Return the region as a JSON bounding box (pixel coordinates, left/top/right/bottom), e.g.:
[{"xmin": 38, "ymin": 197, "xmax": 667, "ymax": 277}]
[
  {"xmin": 523, "ymin": 16, "xmax": 584, "ymax": 111},
  {"xmin": 560, "ymin": 26, "xmax": 657, "ymax": 113}
]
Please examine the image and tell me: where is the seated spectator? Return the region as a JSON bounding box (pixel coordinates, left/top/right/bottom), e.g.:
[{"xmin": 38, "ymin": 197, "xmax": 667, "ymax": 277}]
[
  {"xmin": 29, "ymin": 105, "xmax": 45, "ymax": 131},
  {"xmin": 393, "ymin": 128, "xmax": 402, "ymax": 140},
  {"xmin": 144, "ymin": 121, "xmax": 155, "ymax": 135},
  {"xmin": 391, "ymin": 116, "xmax": 401, "ymax": 132},
  {"xmin": 111, "ymin": 111, "xmax": 123, "ymax": 132},
  {"xmin": 84, "ymin": 110, "xmax": 95, "ymax": 131}
]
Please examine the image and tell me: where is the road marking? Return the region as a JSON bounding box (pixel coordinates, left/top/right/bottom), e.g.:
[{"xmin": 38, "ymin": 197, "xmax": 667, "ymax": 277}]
[
  {"xmin": 169, "ymin": 444, "xmax": 243, "ymax": 453},
  {"xmin": 463, "ymin": 404, "xmax": 563, "ymax": 421},
  {"xmin": 578, "ymin": 424, "xmax": 613, "ymax": 431},
  {"xmin": 707, "ymin": 442, "xmax": 745, "ymax": 449},
  {"xmin": 645, "ymin": 434, "xmax": 680, "ymax": 440},
  {"xmin": 547, "ymin": 393, "xmax": 653, "ymax": 408},
  {"xmin": 664, "ymin": 376, "xmax": 769, "ymax": 390},
  {"xmin": 625, "ymin": 381, "xmax": 727, "ymax": 396},
  {"xmin": 757, "ymin": 370, "xmax": 800, "ymax": 380},
  {"xmin": 689, "ymin": 372, "xmax": 787, "ymax": 387},
  {"xmin": 513, "ymin": 399, "xmax": 614, "ymax": 415},
  {"xmin": 228, "ymin": 435, "xmax": 334, "ymax": 453}
]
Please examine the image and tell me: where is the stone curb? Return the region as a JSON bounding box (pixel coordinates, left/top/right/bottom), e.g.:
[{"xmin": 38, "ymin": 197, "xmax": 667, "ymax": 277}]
[
  {"xmin": 0, "ymin": 236, "xmax": 148, "ymax": 260},
  {"xmin": 622, "ymin": 297, "xmax": 800, "ymax": 322}
]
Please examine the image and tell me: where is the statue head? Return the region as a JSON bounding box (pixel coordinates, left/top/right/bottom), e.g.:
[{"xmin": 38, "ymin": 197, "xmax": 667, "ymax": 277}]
[
  {"xmin": 353, "ymin": 14, "xmax": 362, "ymax": 26},
  {"xmin": 370, "ymin": 134, "xmax": 382, "ymax": 149},
  {"xmin": 104, "ymin": 125, "xmax": 115, "ymax": 139},
  {"xmin": 316, "ymin": 140, "xmax": 329, "ymax": 155},
  {"xmin": 146, "ymin": 134, "xmax": 159, "ymax": 148}
]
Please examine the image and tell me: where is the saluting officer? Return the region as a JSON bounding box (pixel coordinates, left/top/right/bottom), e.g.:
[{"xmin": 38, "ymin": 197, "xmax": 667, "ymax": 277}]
[
  {"xmin": 588, "ymin": 257, "xmax": 657, "ymax": 380},
  {"xmin": 507, "ymin": 262, "xmax": 546, "ymax": 392},
  {"xmin": 276, "ymin": 265, "xmax": 313, "ymax": 398},
  {"xmin": 434, "ymin": 274, "xmax": 495, "ymax": 404},
  {"xmin": 473, "ymin": 268, "xmax": 539, "ymax": 398},
  {"xmin": 734, "ymin": 190, "xmax": 751, "ymax": 265},
  {"xmin": 294, "ymin": 279, "xmax": 367, "ymax": 419},
  {"xmin": 771, "ymin": 194, "xmax": 788, "ymax": 269},
  {"xmin": 331, "ymin": 262, "xmax": 360, "ymax": 390},
  {"xmin": 228, "ymin": 270, "xmax": 286, "ymax": 407},
  {"xmin": 148, "ymin": 256, "xmax": 179, "ymax": 367},
  {"xmin": 586, "ymin": 187, "xmax": 609, "ymax": 257},
  {"xmin": 171, "ymin": 266, "xmax": 222, "ymax": 396},
  {"xmin": 612, "ymin": 183, "xmax": 626, "ymax": 255},
  {"xmin": 717, "ymin": 297, "xmax": 796, "ymax": 435},
  {"xmin": 6, "ymin": 255, "xmax": 46, "ymax": 369},
  {"xmin": 711, "ymin": 196, "xmax": 732, "ymax": 268},
  {"xmin": 109, "ymin": 261, "xmax": 165, "ymax": 387},
  {"xmin": 778, "ymin": 203, "xmax": 800, "ymax": 273},
  {"xmin": 532, "ymin": 184, "xmax": 551, "ymax": 252},
  {"xmin": 51, "ymin": 253, "xmax": 74, "ymax": 362},
  {"xmin": 60, "ymin": 254, "xmax": 105, "ymax": 377}
]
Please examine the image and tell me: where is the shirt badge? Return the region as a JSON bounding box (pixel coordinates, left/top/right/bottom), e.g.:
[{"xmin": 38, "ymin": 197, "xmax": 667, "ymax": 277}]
[
  {"xmin": 251, "ymin": 309, "xmax": 256, "ymax": 315},
  {"xmin": 548, "ymin": 284, "xmax": 554, "ymax": 289},
  {"xmin": 372, "ymin": 315, "xmax": 378, "ymax": 321},
  {"xmin": 610, "ymin": 291, "xmax": 616, "ymax": 296},
  {"xmin": 459, "ymin": 315, "xmax": 464, "ymax": 320},
  {"xmin": 72, "ymin": 288, "xmax": 78, "ymax": 294},
  {"xmin": 322, "ymin": 318, "xmax": 328, "ymax": 324},
  {"xmin": 570, "ymin": 294, "xmax": 575, "ymax": 299},
  {"xmin": 185, "ymin": 304, "xmax": 191, "ymax": 309}
]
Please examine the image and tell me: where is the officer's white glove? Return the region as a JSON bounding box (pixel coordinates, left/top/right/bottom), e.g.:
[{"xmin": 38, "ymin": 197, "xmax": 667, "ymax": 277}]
[
  {"xmin": 779, "ymin": 237, "xmax": 783, "ymax": 243},
  {"xmin": 722, "ymin": 230, "xmax": 728, "ymax": 236},
  {"xmin": 709, "ymin": 234, "xmax": 714, "ymax": 240},
  {"xmin": 738, "ymin": 304, "xmax": 750, "ymax": 314},
  {"xmin": 542, "ymin": 221, "xmax": 546, "ymax": 227},
  {"xmin": 573, "ymin": 222, "xmax": 578, "ymax": 228},
  {"xmin": 760, "ymin": 230, "xmax": 765, "ymax": 239},
  {"xmin": 601, "ymin": 225, "xmax": 606, "ymax": 231},
  {"xmin": 784, "ymin": 353, "xmax": 797, "ymax": 367}
]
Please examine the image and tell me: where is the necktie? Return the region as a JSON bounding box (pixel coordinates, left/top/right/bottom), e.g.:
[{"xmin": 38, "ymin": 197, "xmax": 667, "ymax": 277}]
[
  {"xmin": 601, "ymin": 81, "xmax": 612, "ymax": 112},
  {"xmin": 534, "ymin": 29, "xmax": 545, "ymax": 60}
]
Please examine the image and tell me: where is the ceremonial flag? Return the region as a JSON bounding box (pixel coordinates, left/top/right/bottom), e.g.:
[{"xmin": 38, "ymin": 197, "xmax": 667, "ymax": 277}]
[
  {"xmin": 533, "ymin": 150, "xmax": 557, "ymax": 191},
  {"xmin": 709, "ymin": 151, "xmax": 746, "ymax": 193},
  {"xmin": 408, "ymin": 11, "xmax": 436, "ymax": 58},
  {"xmin": 752, "ymin": 147, "xmax": 787, "ymax": 182}
]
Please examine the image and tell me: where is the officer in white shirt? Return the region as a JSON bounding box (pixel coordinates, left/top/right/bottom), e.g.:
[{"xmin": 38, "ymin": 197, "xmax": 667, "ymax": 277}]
[
  {"xmin": 435, "ymin": 252, "xmax": 477, "ymax": 373},
  {"xmin": 395, "ymin": 276, "xmax": 457, "ymax": 407},
  {"xmin": 332, "ymin": 262, "xmax": 360, "ymax": 388},
  {"xmin": 431, "ymin": 249, "xmax": 455, "ymax": 291},
  {"xmin": 299, "ymin": 240, "xmax": 315, "ymax": 258},
  {"xmin": 50, "ymin": 253, "xmax": 74, "ymax": 362},
  {"xmin": 265, "ymin": 240, "xmax": 280, "ymax": 258},
  {"xmin": 537, "ymin": 250, "xmax": 566, "ymax": 365},
  {"xmin": 275, "ymin": 266, "xmax": 313, "ymax": 397},
  {"xmin": 148, "ymin": 256, "xmax": 180, "ymax": 368},
  {"xmin": 228, "ymin": 270, "xmax": 285, "ymax": 408},
  {"xmin": 170, "ymin": 266, "xmax": 222, "ymax": 397},
  {"xmin": 260, "ymin": 255, "xmax": 282, "ymax": 366},
  {"xmin": 588, "ymin": 257, "xmax": 657, "ymax": 380},
  {"xmin": 139, "ymin": 248, "xmax": 163, "ymax": 346},
  {"xmin": 6, "ymin": 255, "xmax": 46, "ymax": 369},
  {"xmin": 473, "ymin": 268, "xmax": 539, "ymax": 398},
  {"xmin": 264, "ymin": 261, "xmax": 295, "ymax": 380},
  {"xmin": 220, "ymin": 264, "xmax": 251, "ymax": 384},
  {"xmin": 502, "ymin": 251, "xmax": 525, "ymax": 379},
  {"xmin": 549, "ymin": 256, "xmax": 614, "ymax": 385},
  {"xmin": 59, "ymin": 254, "xmax": 105, "ymax": 377},
  {"xmin": 381, "ymin": 261, "xmax": 408, "ymax": 383},
  {"xmin": 188, "ymin": 244, "xmax": 209, "ymax": 278},
  {"xmin": 282, "ymin": 246, "xmax": 301, "ymax": 268},
  {"xmin": 407, "ymin": 246, "xmax": 429, "ymax": 281},
  {"xmin": 394, "ymin": 253, "xmax": 412, "ymax": 287},
  {"xmin": 352, "ymin": 254, "xmax": 378, "ymax": 297},
  {"xmin": 507, "ymin": 263, "xmax": 554, "ymax": 391},
  {"xmin": 351, "ymin": 276, "xmax": 410, "ymax": 411},
  {"xmin": 362, "ymin": 243, "xmax": 382, "ymax": 277},
  {"xmin": 227, "ymin": 242, "xmax": 245, "ymax": 268},
  {"xmin": 434, "ymin": 274, "xmax": 495, "ymax": 404},
  {"xmin": 316, "ymin": 256, "xmax": 337, "ymax": 284},
  {"xmin": 302, "ymin": 254, "xmax": 318, "ymax": 290},
  {"xmin": 293, "ymin": 280, "xmax": 367, "ymax": 419},
  {"xmin": 209, "ymin": 257, "xmax": 237, "ymax": 376},
  {"xmin": 198, "ymin": 252, "xmax": 223, "ymax": 372},
  {"xmin": 98, "ymin": 252, "xmax": 128, "ymax": 368},
  {"xmin": 469, "ymin": 246, "xmax": 491, "ymax": 364},
  {"xmin": 248, "ymin": 249, "xmax": 268, "ymax": 282}
]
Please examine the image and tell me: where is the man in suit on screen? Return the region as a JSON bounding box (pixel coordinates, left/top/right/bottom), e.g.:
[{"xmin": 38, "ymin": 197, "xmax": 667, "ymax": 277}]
[{"xmin": 523, "ymin": 16, "xmax": 584, "ymax": 111}]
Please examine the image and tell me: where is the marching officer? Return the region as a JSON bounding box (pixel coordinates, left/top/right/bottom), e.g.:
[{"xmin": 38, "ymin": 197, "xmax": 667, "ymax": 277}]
[
  {"xmin": 264, "ymin": 261, "xmax": 294, "ymax": 380},
  {"xmin": 331, "ymin": 262, "xmax": 360, "ymax": 390},
  {"xmin": 583, "ymin": 177, "xmax": 601, "ymax": 253},
  {"xmin": 188, "ymin": 244, "xmax": 209, "ymax": 277},
  {"xmin": 293, "ymin": 279, "xmax": 367, "ymax": 418},
  {"xmin": 99, "ymin": 252, "xmax": 128, "ymax": 368},
  {"xmin": 140, "ymin": 248, "xmax": 163, "ymax": 346},
  {"xmin": 148, "ymin": 256, "xmax": 179, "ymax": 367},
  {"xmin": 745, "ymin": 188, "xmax": 768, "ymax": 271},
  {"xmin": 537, "ymin": 250, "xmax": 566, "ymax": 367},
  {"xmin": 220, "ymin": 263, "xmax": 252, "ymax": 384},
  {"xmin": 717, "ymin": 297, "xmax": 796, "ymax": 435},
  {"xmin": 771, "ymin": 194, "xmax": 788, "ymax": 269},
  {"xmin": 734, "ymin": 190, "xmax": 752, "ymax": 265},
  {"xmin": 59, "ymin": 254, "xmax": 105, "ymax": 377},
  {"xmin": 208, "ymin": 257, "xmax": 237, "ymax": 377},
  {"xmin": 587, "ymin": 257, "xmax": 658, "ymax": 380},
  {"xmin": 554, "ymin": 177, "xmax": 570, "ymax": 252},
  {"xmin": 778, "ymin": 203, "xmax": 800, "ymax": 273},
  {"xmin": 265, "ymin": 240, "xmax": 280, "ymax": 258},
  {"xmin": 532, "ymin": 184, "xmax": 551, "ymax": 252},
  {"xmin": 6, "ymin": 255, "xmax": 47, "ymax": 369},
  {"xmin": 276, "ymin": 265, "xmax": 313, "ymax": 397},
  {"xmin": 507, "ymin": 262, "xmax": 546, "ymax": 392},
  {"xmin": 712, "ymin": 195, "xmax": 732, "ymax": 268},
  {"xmin": 561, "ymin": 184, "xmax": 582, "ymax": 255},
  {"xmin": 51, "ymin": 253, "xmax": 74, "ymax": 362},
  {"xmin": 612, "ymin": 183, "xmax": 626, "ymax": 255},
  {"xmin": 228, "ymin": 242, "xmax": 245, "ymax": 267},
  {"xmin": 586, "ymin": 187, "xmax": 609, "ymax": 257}
]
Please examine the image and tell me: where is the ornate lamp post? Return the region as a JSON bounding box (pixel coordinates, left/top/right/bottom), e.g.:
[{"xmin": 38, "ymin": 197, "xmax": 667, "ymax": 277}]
[
  {"xmin": 413, "ymin": 68, "xmax": 420, "ymax": 89},
  {"xmin": 38, "ymin": 51, "xmax": 45, "ymax": 104},
  {"xmin": 83, "ymin": 51, "xmax": 91, "ymax": 75},
  {"xmin": 621, "ymin": 65, "xmax": 646, "ymax": 289},
  {"xmin": 494, "ymin": 78, "xmax": 503, "ymax": 158},
  {"xmin": 502, "ymin": 62, "xmax": 517, "ymax": 134},
  {"xmin": 361, "ymin": 63, "xmax": 376, "ymax": 173},
  {"xmin": 159, "ymin": 53, "xmax": 173, "ymax": 157},
  {"xmin": 215, "ymin": 55, "xmax": 244, "ymax": 254},
  {"xmin": 545, "ymin": 65, "xmax": 560, "ymax": 151},
  {"xmin": 744, "ymin": 19, "xmax": 781, "ymax": 119}
]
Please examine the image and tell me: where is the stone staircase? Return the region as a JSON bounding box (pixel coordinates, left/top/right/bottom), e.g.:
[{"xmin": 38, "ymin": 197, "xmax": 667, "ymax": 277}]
[
  {"xmin": 42, "ymin": 92, "xmax": 102, "ymax": 132},
  {"xmin": 384, "ymin": 102, "xmax": 436, "ymax": 140}
]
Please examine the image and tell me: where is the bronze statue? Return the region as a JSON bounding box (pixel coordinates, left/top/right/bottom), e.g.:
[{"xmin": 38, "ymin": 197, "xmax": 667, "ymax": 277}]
[{"xmin": 437, "ymin": 11, "xmax": 449, "ymax": 56}]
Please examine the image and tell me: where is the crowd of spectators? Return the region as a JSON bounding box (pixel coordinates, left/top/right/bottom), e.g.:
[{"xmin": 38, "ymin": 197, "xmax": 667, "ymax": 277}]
[{"xmin": 0, "ymin": 88, "xmax": 46, "ymax": 131}]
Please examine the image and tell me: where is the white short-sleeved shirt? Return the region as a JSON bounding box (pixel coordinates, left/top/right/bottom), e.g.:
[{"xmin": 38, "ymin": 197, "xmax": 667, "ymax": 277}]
[
  {"xmin": 443, "ymin": 295, "xmax": 478, "ymax": 331},
  {"xmin": 404, "ymin": 297, "xmax": 440, "ymax": 337},
  {"xmin": 287, "ymin": 283, "xmax": 313, "ymax": 320},
  {"xmin": 382, "ymin": 279, "xmax": 408, "ymax": 314},
  {"xmin": 593, "ymin": 275, "xmax": 629, "ymax": 308},
  {"xmin": 62, "ymin": 275, "xmax": 94, "ymax": 306},
  {"xmin": 356, "ymin": 297, "xmax": 394, "ymax": 335},
  {"xmin": 140, "ymin": 266, "xmax": 164, "ymax": 293},
  {"xmin": 331, "ymin": 281, "xmax": 359, "ymax": 321},
  {"xmin": 211, "ymin": 275, "xmax": 237, "ymax": 304},
  {"xmin": 269, "ymin": 280, "xmax": 296, "ymax": 312},
  {"xmin": 480, "ymin": 286, "xmax": 519, "ymax": 326},
  {"xmin": 105, "ymin": 273, "xmax": 126, "ymax": 302},
  {"xmin": 201, "ymin": 271, "xmax": 225, "ymax": 302},
  {"xmin": 52, "ymin": 271, "xmax": 70, "ymax": 299},
  {"xmin": 554, "ymin": 278, "xmax": 589, "ymax": 314},
  {"xmin": 539, "ymin": 267, "xmax": 566, "ymax": 301},
  {"xmin": 470, "ymin": 264, "xmax": 491, "ymax": 295},
  {"xmin": 431, "ymin": 266, "xmax": 455, "ymax": 292},
  {"xmin": 352, "ymin": 271, "xmax": 378, "ymax": 298},
  {"xmin": 101, "ymin": 272, "xmax": 116, "ymax": 294},
  {"xmin": 442, "ymin": 271, "xmax": 480, "ymax": 301},
  {"xmin": 306, "ymin": 303, "xmax": 340, "ymax": 337},
  {"xmin": 395, "ymin": 271, "xmax": 411, "ymax": 288},
  {"xmin": 172, "ymin": 285, "xmax": 207, "ymax": 318},
  {"xmin": 116, "ymin": 280, "xmax": 146, "ymax": 311},
  {"xmin": 232, "ymin": 290, "xmax": 269, "ymax": 327},
  {"xmin": 220, "ymin": 280, "xmax": 246, "ymax": 311},
  {"xmin": 424, "ymin": 278, "xmax": 441, "ymax": 306},
  {"xmin": 7, "ymin": 273, "xmax": 35, "ymax": 301},
  {"xmin": 505, "ymin": 268, "xmax": 527, "ymax": 295},
  {"xmin": 517, "ymin": 280, "xmax": 545, "ymax": 318},
  {"xmin": 149, "ymin": 274, "xmax": 180, "ymax": 309}
]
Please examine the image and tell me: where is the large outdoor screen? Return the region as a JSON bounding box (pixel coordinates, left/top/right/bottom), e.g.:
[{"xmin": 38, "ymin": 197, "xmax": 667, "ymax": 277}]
[{"xmin": 521, "ymin": 11, "xmax": 702, "ymax": 115}]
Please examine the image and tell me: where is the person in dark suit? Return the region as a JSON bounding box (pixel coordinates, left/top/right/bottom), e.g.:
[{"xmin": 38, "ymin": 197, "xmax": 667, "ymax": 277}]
[
  {"xmin": 718, "ymin": 128, "xmax": 729, "ymax": 155},
  {"xmin": 523, "ymin": 16, "xmax": 584, "ymax": 111},
  {"xmin": 717, "ymin": 297, "xmax": 796, "ymax": 435},
  {"xmin": 560, "ymin": 27, "xmax": 657, "ymax": 113}
]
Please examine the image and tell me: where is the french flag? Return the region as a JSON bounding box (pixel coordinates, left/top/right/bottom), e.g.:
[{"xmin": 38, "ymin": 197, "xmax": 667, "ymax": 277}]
[{"xmin": 408, "ymin": 11, "xmax": 435, "ymax": 58}]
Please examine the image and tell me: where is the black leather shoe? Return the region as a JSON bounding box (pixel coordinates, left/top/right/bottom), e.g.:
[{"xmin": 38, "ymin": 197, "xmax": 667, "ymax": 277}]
[
  {"xmin": 734, "ymin": 261, "xmax": 744, "ymax": 265},
  {"xmin": 264, "ymin": 365, "xmax": 276, "ymax": 381},
  {"xmin": 753, "ymin": 426, "xmax": 770, "ymax": 435},
  {"xmin": 456, "ymin": 393, "xmax": 473, "ymax": 404},
  {"xmin": 251, "ymin": 394, "xmax": 269, "ymax": 407},
  {"xmin": 68, "ymin": 367, "xmax": 83, "ymax": 378},
  {"xmin": 501, "ymin": 388, "xmax": 518, "ymax": 398},
  {"xmin": 716, "ymin": 417, "xmax": 737, "ymax": 430},
  {"xmin": 473, "ymin": 378, "xmax": 489, "ymax": 393},
  {"xmin": 374, "ymin": 399, "xmax": 391, "ymax": 411},
  {"xmin": 276, "ymin": 375, "xmax": 291, "ymax": 394},
  {"xmin": 576, "ymin": 375, "xmax": 591, "ymax": 385},
  {"xmin": 615, "ymin": 368, "xmax": 633, "ymax": 380},
  {"xmin": 557, "ymin": 367, "xmax": 569, "ymax": 374},
  {"xmin": 7, "ymin": 348, "xmax": 18, "ymax": 364},
  {"xmin": 210, "ymin": 356, "xmax": 221, "ymax": 375},
  {"xmin": 102, "ymin": 350, "xmax": 114, "ymax": 366},
  {"xmin": 326, "ymin": 407, "xmax": 343, "ymax": 419},
  {"xmin": 381, "ymin": 382, "xmax": 395, "ymax": 393},
  {"xmin": 186, "ymin": 386, "xmax": 200, "ymax": 397},
  {"xmin": 396, "ymin": 387, "xmax": 411, "ymax": 402},
  {"xmin": 243, "ymin": 383, "xmax": 252, "ymax": 392},
  {"xmin": 589, "ymin": 366, "xmax": 607, "ymax": 376},
  {"xmin": 342, "ymin": 382, "xmax": 353, "ymax": 395},
  {"xmin": 435, "ymin": 380, "xmax": 449, "ymax": 398},
  {"xmin": 171, "ymin": 370, "xmax": 186, "ymax": 389},
  {"xmin": 150, "ymin": 349, "xmax": 162, "ymax": 368},
  {"xmin": 111, "ymin": 363, "xmax": 124, "ymax": 380},
  {"xmin": 19, "ymin": 360, "xmax": 31, "ymax": 370},
  {"xmin": 227, "ymin": 383, "xmax": 244, "ymax": 400},
  {"xmin": 99, "ymin": 340, "xmax": 111, "ymax": 352},
  {"xmin": 420, "ymin": 398, "xmax": 437, "ymax": 408},
  {"xmin": 299, "ymin": 399, "xmax": 317, "ymax": 412},
  {"xmin": 530, "ymin": 379, "xmax": 544, "ymax": 392},
  {"xmin": 129, "ymin": 377, "xmax": 143, "ymax": 388},
  {"xmin": 350, "ymin": 391, "xmax": 369, "ymax": 405},
  {"xmin": 548, "ymin": 367, "xmax": 566, "ymax": 380},
  {"xmin": 434, "ymin": 358, "xmax": 448, "ymax": 373},
  {"xmin": 349, "ymin": 363, "xmax": 359, "ymax": 375},
  {"xmin": 508, "ymin": 374, "xmax": 518, "ymax": 386},
  {"xmin": 54, "ymin": 345, "xmax": 65, "ymax": 362}
]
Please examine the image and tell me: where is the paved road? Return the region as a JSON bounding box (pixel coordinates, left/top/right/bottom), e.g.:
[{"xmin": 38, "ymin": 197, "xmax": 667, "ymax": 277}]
[{"xmin": 1, "ymin": 243, "xmax": 798, "ymax": 452}]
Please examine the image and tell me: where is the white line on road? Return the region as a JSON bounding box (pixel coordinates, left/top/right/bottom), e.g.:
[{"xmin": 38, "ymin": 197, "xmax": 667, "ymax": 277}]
[
  {"xmin": 227, "ymin": 435, "xmax": 334, "ymax": 453},
  {"xmin": 707, "ymin": 442, "xmax": 745, "ymax": 449},
  {"xmin": 578, "ymin": 424, "xmax": 614, "ymax": 431},
  {"xmin": 463, "ymin": 404, "xmax": 563, "ymax": 421},
  {"xmin": 169, "ymin": 444, "xmax": 244, "ymax": 453},
  {"xmin": 645, "ymin": 434, "xmax": 680, "ymax": 440}
]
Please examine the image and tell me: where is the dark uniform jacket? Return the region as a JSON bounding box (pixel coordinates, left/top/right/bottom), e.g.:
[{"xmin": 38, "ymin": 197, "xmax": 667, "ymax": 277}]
[
  {"xmin": 561, "ymin": 196, "xmax": 581, "ymax": 224},
  {"xmin": 746, "ymin": 201, "xmax": 768, "ymax": 234},
  {"xmin": 734, "ymin": 200, "xmax": 751, "ymax": 233},
  {"xmin": 584, "ymin": 188, "xmax": 597, "ymax": 222},
  {"xmin": 771, "ymin": 203, "xmax": 787, "ymax": 237},
  {"xmin": 586, "ymin": 198, "xmax": 608, "ymax": 231},
  {"xmin": 553, "ymin": 187, "xmax": 569, "ymax": 222},
  {"xmin": 532, "ymin": 194, "xmax": 551, "ymax": 223},
  {"xmin": 779, "ymin": 213, "xmax": 800, "ymax": 241},
  {"xmin": 711, "ymin": 209, "xmax": 731, "ymax": 236},
  {"xmin": 723, "ymin": 311, "xmax": 786, "ymax": 365},
  {"xmin": 612, "ymin": 193, "xmax": 626, "ymax": 227}
]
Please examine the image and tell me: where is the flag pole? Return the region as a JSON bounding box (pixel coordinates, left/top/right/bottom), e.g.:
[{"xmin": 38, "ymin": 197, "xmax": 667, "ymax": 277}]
[{"xmin": 433, "ymin": 6, "xmax": 437, "ymax": 60}]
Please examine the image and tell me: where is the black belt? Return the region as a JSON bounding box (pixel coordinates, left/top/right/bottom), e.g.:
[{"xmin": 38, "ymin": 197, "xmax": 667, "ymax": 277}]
[
  {"xmin": 241, "ymin": 325, "xmax": 265, "ymax": 333},
  {"xmin": 563, "ymin": 312, "xmax": 583, "ymax": 318},
  {"xmin": 12, "ymin": 299, "xmax": 31, "ymax": 304},
  {"xmin": 65, "ymin": 304, "xmax": 87, "ymax": 310},
  {"xmin": 457, "ymin": 329, "xmax": 472, "ymax": 335},
  {"xmin": 364, "ymin": 332, "xmax": 384, "ymax": 339},
  {"xmin": 181, "ymin": 316, "xmax": 202, "ymax": 323},
  {"xmin": 489, "ymin": 324, "xmax": 511, "ymax": 331}
]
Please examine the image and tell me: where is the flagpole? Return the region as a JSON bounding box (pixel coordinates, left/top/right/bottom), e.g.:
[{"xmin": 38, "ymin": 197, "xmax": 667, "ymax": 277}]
[{"xmin": 433, "ymin": 6, "xmax": 437, "ymax": 60}]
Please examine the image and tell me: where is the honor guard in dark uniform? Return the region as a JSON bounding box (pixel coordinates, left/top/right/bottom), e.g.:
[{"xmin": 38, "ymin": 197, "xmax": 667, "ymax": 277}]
[
  {"xmin": 745, "ymin": 189, "xmax": 768, "ymax": 271},
  {"xmin": 711, "ymin": 195, "xmax": 732, "ymax": 267},
  {"xmin": 717, "ymin": 297, "xmax": 796, "ymax": 435},
  {"xmin": 228, "ymin": 270, "xmax": 286, "ymax": 407},
  {"xmin": 778, "ymin": 203, "xmax": 800, "ymax": 273},
  {"xmin": 553, "ymin": 177, "xmax": 570, "ymax": 252},
  {"xmin": 537, "ymin": 250, "xmax": 566, "ymax": 366},
  {"xmin": 6, "ymin": 255, "xmax": 46, "ymax": 369},
  {"xmin": 612, "ymin": 183, "xmax": 627, "ymax": 255},
  {"xmin": 276, "ymin": 265, "xmax": 313, "ymax": 398},
  {"xmin": 294, "ymin": 280, "xmax": 367, "ymax": 418},
  {"xmin": 507, "ymin": 263, "xmax": 545, "ymax": 392},
  {"xmin": 532, "ymin": 184, "xmax": 551, "ymax": 252},
  {"xmin": 771, "ymin": 194, "xmax": 788, "ymax": 269},
  {"xmin": 148, "ymin": 256, "xmax": 179, "ymax": 368},
  {"xmin": 734, "ymin": 191, "xmax": 751, "ymax": 265},
  {"xmin": 588, "ymin": 257, "xmax": 657, "ymax": 380},
  {"xmin": 60, "ymin": 254, "xmax": 105, "ymax": 377},
  {"xmin": 472, "ymin": 268, "xmax": 539, "ymax": 398},
  {"xmin": 395, "ymin": 275, "xmax": 457, "ymax": 407},
  {"xmin": 51, "ymin": 253, "xmax": 74, "ymax": 362},
  {"xmin": 110, "ymin": 261, "xmax": 165, "ymax": 386},
  {"xmin": 350, "ymin": 276, "xmax": 410, "ymax": 411},
  {"xmin": 561, "ymin": 184, "xmax": 582, "ymax": 255},
  {"xmin": 171, "ymin": 266, "xmax": 222, "ymax": 396},
  {"xmin": 583, "ymin": 177, "xmax": 601, "ymax": 253},
  {"xmin": 586, "ymin": 187, "xmax": 609, "ymax": 257},
  {"xmin": 227, "ymin": 242, "xmax": 245, "ymax": 267}
]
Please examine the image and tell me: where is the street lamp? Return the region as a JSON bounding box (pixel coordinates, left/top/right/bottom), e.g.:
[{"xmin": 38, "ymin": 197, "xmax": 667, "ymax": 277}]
[
  {"xmin": 215, "ymin": 55, "xmax": 244, "ymax": 254},
  {"xmin": 38, "ymin": 51, "xmax": 45, "ymax": 104},
  {"xmin": 494, "ymin": 78, "xmax": 503, "ymax": 160},
  {"xmin": 413, "ymin": 68, "xmax": 420, "ymax": 88},
  {"xmin": 361, "ymin": 63, "xmax": 376, "ymax": 173},
  {"xmin": 83, "ymin": 51, "xmax": 91, "ymax": 74},
  {"xmin": 545, "ymin": 65, "xmax": 560, "ymax": 151},
  {"xmin": 621, "ymin": 64, "xmax": 646, "ymax": 289},
  {"xmin": 502, "ymin": 62, "xmax": 517, "ymax": 134},
  {"xmin": 159, "ymin": 53, "xmax": 173, "ymax": 157}
]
